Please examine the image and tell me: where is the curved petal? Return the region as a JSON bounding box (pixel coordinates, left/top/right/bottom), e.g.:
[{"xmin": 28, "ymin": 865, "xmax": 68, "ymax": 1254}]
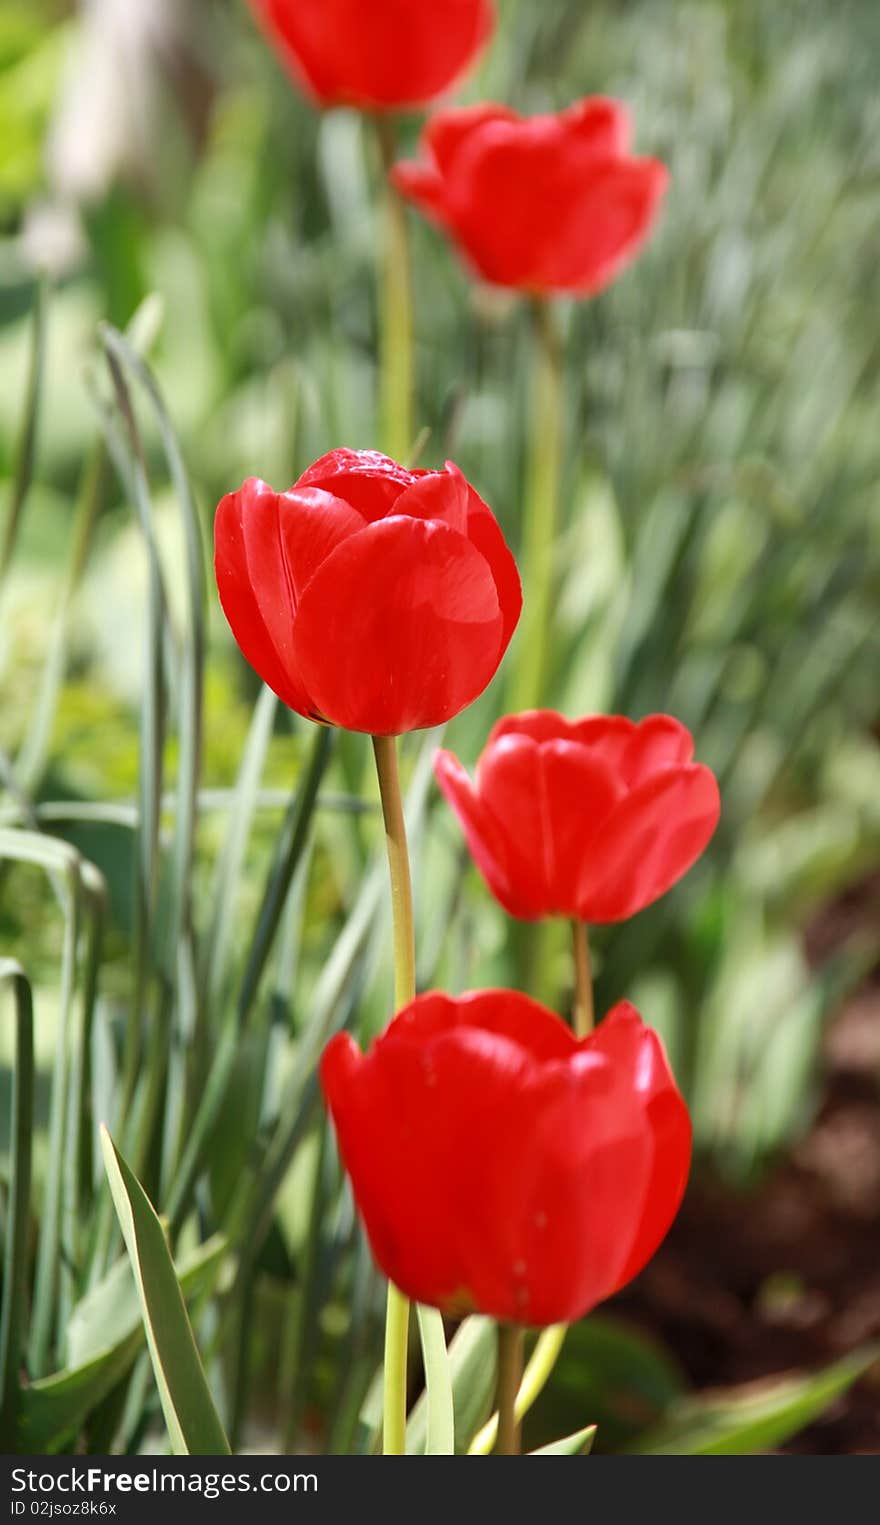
[
  {"xmin": 620, "ymin": 714, "xmax": 694, "ymax": 787},
  {"xmin": 214, "ymin": 480, "xmax": 313, "ymax": 716},
  {"xmin": 384, "ymin": 988, "xmax": 578, "ymax": 1062},
  {"xmin": 578, "ymin": 764, "xmax": 721, "ymax": 921},
  {"xmin": 390, "ymin": 159, "xmax": 453, "ymax": 228},
  {"xmin": 561, "ymin": 96, "xmax": 632, "ymax": 157},
  {"xmin": 433, "ymin": 749, "xmax": 535, "ymax": 917},
  {"xmin": 276, "ymin": 486, "xmax": 366, "ymax": 601},
  {"xmin": 445, "ymin": 116, "xmax": 574, "ymax": 287},
  {"xmin": 293, "ymin": 447, "xmax": 414, "ymax": 521},
  {"xmin": 320, "ymin": 994, "xmax": 692, "ymax": 1325},
  {"xmin": 463, "ymin": 480, "xmax": 522, "ymax": 652},
  {"xmin": 539, "ymin": 739, "xmax": 622, "ymax": 908},
  {"xmin": 516, "ymin": 1055, "xmax": 654, "ymax": 1322},
  {"xmin": 292, "ymin": 516, "xmax": 503, "ymax": 734},
  {"xmin": 476, "ymin": 735, "xmax": 554, "ymax": 912},
  {"xmin": 251, "ymin": 0, "xmax": 494, "ymax": 111},
  {"xmin": 591, "ymin": 1004, "xmax": 692, "ymax": 1291},
  {"xmin": 537, "ymin": 157, "xmax": 669, "ymax": 295},
  {"xmin": 488, "ymin": 709, "xmax": 579, "ymax": 746},
  {"xmin": 392, "ymin": 462, "xmax": 470, "ymax": 534},
  {"xmin": 424, "ymin": 103, "xmax": 519, "ymax": 173}
]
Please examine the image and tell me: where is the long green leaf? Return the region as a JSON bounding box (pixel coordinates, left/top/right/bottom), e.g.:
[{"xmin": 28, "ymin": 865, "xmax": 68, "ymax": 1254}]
[
  {"xmin": 530, "ymin": 1425, "xmax": 596, "ymax": 1456},
  {"xmin": 0, "ymin": 276, "xmax": 48, "ymax": 590},
  {"xmin": 0, "ymin": 961, "xmax": 35, "ymax": 1448},
  {"xmin": 99, "ymin": 1127, "xmax": 230, "ymax": 1455},
  {"xmin": 415, "ymin": 1306, "xmax": 455, "ymax": 1455},
  {"xmin": 406, "ymin": 1315, "xmax": 496, "ymax": 1457},
  {"xmin": 631, "ymin": 1346, "xmax": 879, "ymax": 1455},
  {"xmin": 23, "ymin": 1235, "xmax": 226, "ymax": 1454}
]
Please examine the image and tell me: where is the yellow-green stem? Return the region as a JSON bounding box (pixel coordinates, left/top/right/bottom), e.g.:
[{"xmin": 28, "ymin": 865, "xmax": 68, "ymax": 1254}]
[
  {"xmin": 495, "ymin": 1324, "xmax": 524, "ymax": 1456},
  {"xmin": 372, "ymin": 734, "xmax": 416, "ymax": 1454},
  {"xmin": 374, "ymin": 117, "xmax": 414, "ymax": 462},
  {"xmin": 509, "ymin": 299, "xmax": 564, "ymax": 711},
  {"xmin": 468, "ymin": 1323, "xmax": 567, "ymax": 1455},
  {"xmin": 572, "ymin": 919, "xmax": 594, "ymax": 1036}
]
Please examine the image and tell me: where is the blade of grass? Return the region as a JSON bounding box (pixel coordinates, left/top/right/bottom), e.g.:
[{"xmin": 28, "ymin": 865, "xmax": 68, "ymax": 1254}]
[
  {"xmin": 0, "ymin": 961, "xmax": 35, "ymax": 1446},
  {"xmin": 0, "ymin": 276, "xmax": 48, "ymax": 592},
  {"xmin": 99, "ymin": 1127, "xmax": 230, "ymax": 1456}
]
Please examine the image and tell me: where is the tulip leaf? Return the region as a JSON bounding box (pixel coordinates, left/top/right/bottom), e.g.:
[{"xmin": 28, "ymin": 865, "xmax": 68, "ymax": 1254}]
[
  {"xmin": 629, "ymin": 1346, "xmax": 879, "ymax": 1455},
  {"xmin": 407, "ymin": 1315, "xmax": 496, "ymax": 1456},
  {"xmin": 100, "ymin": 1126, "xmax": 230, "ymax": 1455},
  {"xmin": 415, "ymin": 1305, "xmax": 455, "ymax": 1455},
  {"xmin": 0, "ymin": 961, "xmax": 34, "ymax": 1447},
  {"xmin": 530, "ymin": 1425, "xmax": 597, "ymax": 1456},
  {"xmin": 19, "ymin": 1233, "xmax": 228, "ymax": 1453},
  {"xmin": 19, "ymin": 1332, "xmax": 143, "ymax": 1455}
]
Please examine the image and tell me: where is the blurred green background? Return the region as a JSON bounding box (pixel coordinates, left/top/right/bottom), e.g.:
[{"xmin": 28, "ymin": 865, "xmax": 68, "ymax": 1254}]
[{"xmin": 0, "ymin": 0, "xmax": 878, "ymax": 1456}]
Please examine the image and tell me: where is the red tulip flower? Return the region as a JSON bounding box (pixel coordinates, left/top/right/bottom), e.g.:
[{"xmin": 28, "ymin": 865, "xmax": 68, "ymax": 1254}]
[
  {"xmin": 214, "ymin": 449, "xmax": 521, "ymax": 736},
  {"xmin": 392, "ymin": 97, "xmax": 668, "ymax": 296},
  {"xmin": 321, "ymin": 992, "xmax": 690, "ymax": 1325},
  {"xmin": 434, "ymin": 711, "xmax": 720, "ymax": 922},
  {"xmin": 248, "ymin": 0, "xmax": 494, "ymax": 112}
]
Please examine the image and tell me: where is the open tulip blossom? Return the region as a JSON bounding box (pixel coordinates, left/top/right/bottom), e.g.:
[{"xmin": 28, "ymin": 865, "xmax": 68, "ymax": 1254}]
[
  {"xmin": 434, "ymin": 710, "xmax": 720, "ymax": 923},
  {"xmin": 392, "ymin": 97, "xmax": 669, "ymax": 296},
  {"xmin": 248, "ymin": 0, "xmax": 495, "ymax": 112},
  {"xmin": 214, "ymin": 449, "xmax": 521, "ymax": 736},
  {"xmin": 321, "ymin": 992, "xmax": 691, "ymax": 1326}
]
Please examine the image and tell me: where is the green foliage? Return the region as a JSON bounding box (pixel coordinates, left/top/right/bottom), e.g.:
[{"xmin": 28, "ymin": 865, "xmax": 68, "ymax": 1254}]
[{"xmin": 0, "ymin": 0, "xmax": 876, "ymax": 1458}]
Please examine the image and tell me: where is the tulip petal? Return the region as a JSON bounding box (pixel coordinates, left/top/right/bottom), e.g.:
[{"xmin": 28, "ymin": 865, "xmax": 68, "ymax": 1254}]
[
  {"xmin": 539, "ymin": 739, "xmax": 622, "ymax": 906},
  {"xmin": 294, "ymin": 447, "xmax": 413, "ymax": 521},
  {"xmin": 393, "ymin": 462, "xmax": 470, "ymax": 534},
  {"xmin": 517, "ymin": 1057, "xmax": 654, "ymax": 1322},
  {"xmin": 277, "ymin": 487, "xmax": 366, "ymax": 601},
  {"xmin": 562, "ymin": 96, "xmax": 632, "ymax": 157},
  {"xmin": 620, "ymin": 713, "xmax": 694, "ymax": 787},
  {"xmin": 464, "ymin": 481, "xmax": 523, "ymax": 651},
  {"xmin": 475, "ymin": 735, "xmax": 555, "ymax": 913},
  {"xmin": 250, "ymin": 0, "xmax": 495, "ymax": 111},
  {"xmin": 433, "ymin": 750, "xmax": 536, "ymax": 918},
  {"xmin": 537, "ymin": 157, "xmax": 669, "ymax": 296},
  {"xmin": 386, "ymin": 988, "xmax": 578, "ymax": 1061},
  {"xmin": 489, "ymin": 709, "xmax": 581, "ymax": 746},
  {"xmin": 214, "ymin": 481, "xmax": 313, "ymax": 716},
  {"xmin": 320, "ymin": 994, "xmax": 690, "ymax": 1326},
  {"xmin": 292, "ymin": 516, "xmax": 503, "ymax": 734},
  {"xmin": 389, "ymin": 160, "xmax": 451, "ymax": 227},
  {"xmin": 592, "ymin": 1004, "xmax": 692, "ymax": 1291},
  {"xmin": 578, "ymin": 763, "xmax": 721, "ymax": 921},
  {"xmin": 425, "ymin": 103, "xmax": 518, "ymax": 172}
]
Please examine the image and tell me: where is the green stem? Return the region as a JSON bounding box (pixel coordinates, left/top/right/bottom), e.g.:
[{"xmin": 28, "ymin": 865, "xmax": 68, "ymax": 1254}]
[
  {"xmin": 374, "ymin": 118, "xmax": 414, "ymax": 462},
  {"xmin": 372, "ymin": 735, "xmax": 416, "ymax": 1012},
  {"xmin": 572, "ymin": 920, "xmax": 594, "ymax": 1037},
  {"xmin": 495, "ymin": 1324, "xmax": 524, "ymax": 1456},
  {"xmin": 509, "ymin": 299, "xmax": 565, "ymax": 712},
  {"xmin": 372, "ymin": 733, "xmax": 416, "ymax": 1455},
  {"xmin": 468, "ymin": 1323, "xmax": 567, "ymax": 1456}
]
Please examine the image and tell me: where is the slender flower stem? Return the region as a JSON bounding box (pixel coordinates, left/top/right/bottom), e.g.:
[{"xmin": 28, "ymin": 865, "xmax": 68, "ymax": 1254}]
[
  {"xmin": 374, "ymin": 117, "xmax": 414, "ymax": 461},
  {"xmin": 371, "ymin": 733, "xmax": 416, "ymax": 1455},
  {"xmin": 468, "ymin": 1323, "xmax": 567, "ymax": 1456},
  {"xmin": 372, "ymin": 735, "xmax": 416, "ymax": 1012},
  {"xmin": 572, "ymin": 919, "xmax": 594, "ymax": 1036},
  {"xmin": 495, "ymin": 1324, "xmax": 524, "ymax": 1455},
  {"xmin": 509, "ymin": 298, "xmax": 564, "ymax": 711}
]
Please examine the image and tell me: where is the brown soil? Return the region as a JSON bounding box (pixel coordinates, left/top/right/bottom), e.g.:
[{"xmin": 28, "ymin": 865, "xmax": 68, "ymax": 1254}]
[{"xmin": 619, "ymin": 965, "xmax": 880, "ymax": 1454}]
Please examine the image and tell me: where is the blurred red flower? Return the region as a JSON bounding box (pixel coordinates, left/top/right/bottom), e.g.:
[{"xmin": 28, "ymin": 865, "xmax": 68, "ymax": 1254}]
[
  {"xmin": 392, "ymin": 97, "xmax": 668, "ymax": 295},
  {"xmin": 321, "ymin": 991, "xmax": 690, "ymax": 1325},
  {"xmin": 214, "ymin": 449, "xmax": 521, "ymax": 736},
  {"xmin": 434, "ymin": 711, "xmax": 720, "ymax": 922},
  {"xmin": 248, "ymin": 0, "xmax": 494, "ymax": 111}
]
